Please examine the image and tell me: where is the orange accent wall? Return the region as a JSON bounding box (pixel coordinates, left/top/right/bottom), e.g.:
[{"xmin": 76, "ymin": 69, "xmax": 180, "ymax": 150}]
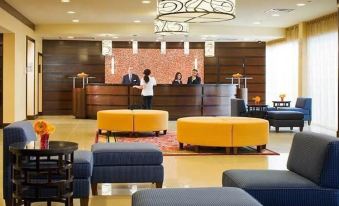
[{"xmin": 105, "ymin": 48, "xmax": 204, "ymax": 84}]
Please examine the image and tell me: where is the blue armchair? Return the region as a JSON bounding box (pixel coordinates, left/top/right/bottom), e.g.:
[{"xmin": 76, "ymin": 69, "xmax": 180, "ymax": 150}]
[
  {"xmin": 3, "ymin": 121, "xmax": 93, "ymax": 206},
  {"xmin": 279, "ymin": 97, "xmax": 312, "ymax": 125},
  {"xmin": 222, "ymin": 132, "xmax": 339, "ymax": 206}
]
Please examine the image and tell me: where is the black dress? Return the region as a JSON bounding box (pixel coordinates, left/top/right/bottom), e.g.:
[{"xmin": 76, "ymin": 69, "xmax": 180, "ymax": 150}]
[{"xmin": 172, "ymin": 80, "xmax": 183, "ymax": 85}]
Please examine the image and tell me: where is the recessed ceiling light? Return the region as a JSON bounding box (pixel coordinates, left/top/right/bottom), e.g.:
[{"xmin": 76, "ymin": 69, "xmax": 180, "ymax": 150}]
[
  {"xmin": 112, "ymin": 36, "xmax": 119, "ymax": 39},
  {"xmin": 134, "ymin": 20, "xmax": 141, "ymax": 23},
  {"xmin": 61, "ymin": 0, "xmax": 70, "ymax": 2},
  {"xmin": 253, "ymin": 21, "xmax": 261, "ymax": 25},
  {"xmin": 142, "ymin": 0, "xmax": 151, "ymax": 4},
  {"xmin": 296, "ymin": 3, "xmax": 306, "ymax": 6},
  {"xmin": 201, "ymin": 37, "xmax": 207, "ymax": 40},
  {"xmin": 72, "ymin": 19, "xmax": 79, "ymax": 23},
  {"xmin": 67, "ymin": 36, "xmax": 74, "ymax": 39},
  {"xmin": 67, "ymin": 11, "xmax": 76, "ymax": 14},
  {"xmin": 272, "ymin": 13, "xmax": 280, "ymax": 17}
]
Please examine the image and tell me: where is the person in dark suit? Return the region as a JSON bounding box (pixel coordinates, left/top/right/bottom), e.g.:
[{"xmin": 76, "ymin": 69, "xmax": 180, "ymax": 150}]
[
  {"xmin": 122, "ymin": 67, "xmax": 140, "ymax": 85},
  {"xmin": 187, "ymin": 69, "xmax": 201, "ymax": 85},
  {"xmin": 172, "ymin": 72, "xmax": 183, "ymax": 85}
]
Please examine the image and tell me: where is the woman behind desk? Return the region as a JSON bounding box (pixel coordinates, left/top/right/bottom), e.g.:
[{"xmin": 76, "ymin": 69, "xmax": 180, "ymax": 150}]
[
  {"xmin": 172, "ymin": 72, "xmax": 183, "ymax": 85},
  {"xmin": 133, "ymin": 69, "xmax": 157, "ymax": 109}
]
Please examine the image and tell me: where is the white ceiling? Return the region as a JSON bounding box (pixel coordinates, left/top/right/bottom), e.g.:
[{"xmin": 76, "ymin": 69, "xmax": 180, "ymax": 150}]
[{"xmin": 5, "ymin": 0, "xmax": 337, "ymax": 41}]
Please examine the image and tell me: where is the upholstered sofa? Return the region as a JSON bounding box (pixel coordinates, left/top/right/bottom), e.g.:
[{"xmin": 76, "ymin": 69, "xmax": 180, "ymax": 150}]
[
  {"xmin": 222, "ymin": 132, "xmax": 339, "ymax": 206},
  {"xmin": 231, "ymin": 98, "xmax": 249, "ymax": 117},
  {"xmin": 278, "ymin": 97, "xmax": 312, "ymax": 125},
  {"xmin": 3, "ymin": 121, "xmax": 93, "ymax": 206}
]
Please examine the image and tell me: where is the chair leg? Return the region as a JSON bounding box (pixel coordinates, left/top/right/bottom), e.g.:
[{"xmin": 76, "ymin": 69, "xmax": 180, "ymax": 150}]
[
  {"xmin": 179, "ymin": 143, "xmax": 184, "ymax": 150},
  {"xmin": 275, "ymin": 127, "xmax": 279, "ymax": 132},
  {"xmin": 91, "ymin": 183, "xmax": 98, "ymax": 195},
  {"xmin": 290, "ymin": 127, "xmax": 293, "ymax": 130},
  {"xmin": 308, "ymin": 120, "xmax": 311, "ymax": 126},
  {"xmin": 300, "ymin": 127, "xmax": 304, "ymax": 132},
  {"xmin": 257, "ymin": 145, "xmax": 265, "ymax": 153},
  {"xmin": 155, "ymin": 131, "xmax": 160, "ymax": 137},
  {"xmin": 155, "ymin": 182, "xmax": 163, "ymax": 188},
  {"xmin": 163, "ymin": 130, "xmax": 167, "ymax": 135},
  {"xmin": 95, "ymin": 131, "xmax": 99, "ymax": 143},
  {"xmin": 80, "ymin": 198, "xmax": 89, "ymax": 206}
]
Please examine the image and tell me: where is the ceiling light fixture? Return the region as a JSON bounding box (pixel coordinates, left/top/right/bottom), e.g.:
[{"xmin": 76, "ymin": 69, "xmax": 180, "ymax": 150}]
[
  {"xmin": 67, "ymin": 11, "xmax": 76, "ymax": 14},
  {"xmin": 253, "ymin": 21, "xmax": 261, "ymax": 25},
  {"xmin": 134, "ymin": 20, "xmax": 141, "ymax": 23},
  {"xmin": 154, "ymin": 20, "xmax": 189, "ymax": 35},
  {"xmin": 72, "ymin": 19, "xmax": 79, "ymax": 23},
  {"xmin": 272, "ymin": 13, "xmax": 280, "ymax": 17},
  {"xmin": 157, "ymin": 0, "xmax": 236, "ymax": 23},
  {"xmin": 61, "ymin": 0, "xmax": 70, "ymax": 2},
  {"xmin": 142, "ymin": 0, "xmax": 151, "ymax": 4},
  {"xmin": 296, "ymin": 3, "xmax": 306, "ymax": 7},
  {"xmin": 67, "ymin": 36, "xmax": 74, "ymax": 39}
]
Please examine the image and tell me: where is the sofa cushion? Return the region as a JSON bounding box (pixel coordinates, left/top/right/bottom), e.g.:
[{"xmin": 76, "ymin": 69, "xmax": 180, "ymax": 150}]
[
  {"xmin": 73, "ymin": 150, "xmax": 93, "ymax": 178},
  {"xmin": 267, "ymin": 111, "xmax": 304, "ymax": 120},
  {"xmin": 279, "ymin": 107, "xmax": 310, "ymax": 115},
  {"xmin": 222, "ymin": 170, "xmax": 319, "ymax": 189},
  {"xmin": 287, "ymin": 132, "xmax": 338, "ymax": 184},
  {"xmin": 91, "ymin": 143, "xmax": 163, "ymax": 166},
  {"xmin": 132, "ymin": 187, "xmax": 263, "ymax": 206},
  {"xmin": 320, "ymin": 141, "xmax": 339, "ymax": 188}
]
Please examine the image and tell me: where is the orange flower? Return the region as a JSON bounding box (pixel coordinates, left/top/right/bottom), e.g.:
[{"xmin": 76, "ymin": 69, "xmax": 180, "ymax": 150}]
[
  {"xmin": 34, "ymin": 120, "xmax": 48, "ymax": 135},
  {"xmin": 47, "ymin": 124, "xmax": 56, "ymax": 134},
  {"xmin": 252, "ymin": 96, "xmax": 261, "ymax": 104}
]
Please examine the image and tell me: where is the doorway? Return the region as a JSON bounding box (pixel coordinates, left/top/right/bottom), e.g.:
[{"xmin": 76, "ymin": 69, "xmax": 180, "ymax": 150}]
[
  {"xmin": 38, "ymin": 53, "xmax": 43, "ymax": 114},
  {"xmin": 26, "ymin": 36, "xmax": 36, "ymax": 119}
]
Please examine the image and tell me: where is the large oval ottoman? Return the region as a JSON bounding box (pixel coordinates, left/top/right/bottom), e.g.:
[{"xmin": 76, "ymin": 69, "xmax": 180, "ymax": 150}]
[
  {"xmin": 133, "ymin": 110, "xmax": 169, "ymax": 136},
  {"xmin": 177, "ymin": 117, "xmax": 269, "ymax": 154}
]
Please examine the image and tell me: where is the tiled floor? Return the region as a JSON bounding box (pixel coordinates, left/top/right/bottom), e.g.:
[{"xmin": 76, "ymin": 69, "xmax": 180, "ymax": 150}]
[{"xmin": 0, "ymin": 116, "xmax": 319, "ymax": 206}]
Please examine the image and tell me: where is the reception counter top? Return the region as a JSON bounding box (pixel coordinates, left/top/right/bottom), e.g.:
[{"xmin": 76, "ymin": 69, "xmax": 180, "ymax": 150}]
[{"xmin": 75, "ymin": 84, "xmax": 237, "ymax": 120}]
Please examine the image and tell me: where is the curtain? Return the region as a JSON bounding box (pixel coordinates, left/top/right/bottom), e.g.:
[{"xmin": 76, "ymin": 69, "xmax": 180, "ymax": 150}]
[
  {"xmin": 305, "ymin": 13, "xmax": 338, "ymax": 131},
  {"xmin": 266, "ymin": 25, "xmax": 299, "ymax": 106}
]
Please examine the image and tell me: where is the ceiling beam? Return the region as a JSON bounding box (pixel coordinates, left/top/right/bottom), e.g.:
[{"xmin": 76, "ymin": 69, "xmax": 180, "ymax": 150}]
[{"xmin": 0, "ymin": 0, "xmax": 35, "ymax": 30}]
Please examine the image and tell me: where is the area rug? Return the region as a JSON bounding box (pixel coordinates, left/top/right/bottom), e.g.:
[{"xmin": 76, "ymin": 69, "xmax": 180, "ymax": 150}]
[{"xmin": 97, "ymin": 132, "xmax": 279, "ymax": 156}]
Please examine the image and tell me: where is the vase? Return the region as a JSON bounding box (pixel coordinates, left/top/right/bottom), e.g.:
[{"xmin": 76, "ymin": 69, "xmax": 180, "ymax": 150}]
[{"xmin": 40, "ymin": 133, "xmax": 49, "ymax": 149}]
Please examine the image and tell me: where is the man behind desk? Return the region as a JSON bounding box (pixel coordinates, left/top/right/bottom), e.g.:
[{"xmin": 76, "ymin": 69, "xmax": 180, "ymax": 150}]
[
  {"xmin": 122, "ymin": 67, "xmax": 140, "ymax": 85},
  {"xmin": 187, "ymin": 69, "xmax": 201, "ymax": 85}
]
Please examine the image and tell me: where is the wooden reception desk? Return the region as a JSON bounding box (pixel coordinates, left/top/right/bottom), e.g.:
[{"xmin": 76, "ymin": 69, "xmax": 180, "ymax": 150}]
[{"xmin": 75, "ymin": 84, "xmax": 236, "ymax": 120}]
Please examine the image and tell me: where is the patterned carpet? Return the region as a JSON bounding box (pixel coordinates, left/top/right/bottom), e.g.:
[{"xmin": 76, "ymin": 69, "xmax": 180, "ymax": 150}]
[{"xmin": 97, "ymin": 132, "xmax": 279, "ymax": 156}]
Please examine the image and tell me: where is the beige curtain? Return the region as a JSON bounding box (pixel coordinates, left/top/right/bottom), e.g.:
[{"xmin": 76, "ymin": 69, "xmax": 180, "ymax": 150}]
[
  {"xmin": 304, "ymin": 13, "xmax": 338, "ymax": 132},
  {"xmin": 266, "ymin": 25, "xmax": 299, "ymax": 106}
]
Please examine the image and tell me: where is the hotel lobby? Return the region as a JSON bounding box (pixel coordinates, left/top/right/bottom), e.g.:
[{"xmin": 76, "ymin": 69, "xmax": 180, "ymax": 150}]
[{"xmin": 0, "ymin": 0, "xmax": 338, "ymax": 206}]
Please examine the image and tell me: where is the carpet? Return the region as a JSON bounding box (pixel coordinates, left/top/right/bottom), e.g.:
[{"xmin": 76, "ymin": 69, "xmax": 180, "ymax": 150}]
[{"xmin": 97, "ymin": 132, "xmax": 279, "ymax": 156}]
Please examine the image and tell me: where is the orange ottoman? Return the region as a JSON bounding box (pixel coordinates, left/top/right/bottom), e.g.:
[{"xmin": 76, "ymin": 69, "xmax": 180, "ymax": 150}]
[{"xmin": 133, "ymin": 110, "xmax": 169, "ymax": 136}]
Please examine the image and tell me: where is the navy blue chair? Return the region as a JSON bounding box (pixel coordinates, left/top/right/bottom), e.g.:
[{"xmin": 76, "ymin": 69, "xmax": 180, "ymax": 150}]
[
  {"xmin": 279, "ymin": 97, "xmax": 312, "ymax": 125},
  {"xmin": 222, "ymin": 132, "xmax": 339, "ymax": 206},
  {"xmin": 3, "ymin": 121, "xmax": 93, "ymax": 206},
  {"xmin": 231, "ymin": 98, "xmax": 249, "ymax": 117}
]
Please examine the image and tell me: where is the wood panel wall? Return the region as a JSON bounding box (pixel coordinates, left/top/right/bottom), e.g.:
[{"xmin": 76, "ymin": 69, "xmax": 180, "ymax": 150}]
[
  {"xmin": 42, "ymin": 40, "xmax": 105, "ymax": 115},
  {"xmin": 0, "ymin": 34, "xmax": 3, "ymax": 125},
  {"xmin": 204, "ymin": 42, "xmax": 266, "ymax": 103},
  {"xmin": 42, "ymin": 41, "xmax": 266, "ymax": 115}
]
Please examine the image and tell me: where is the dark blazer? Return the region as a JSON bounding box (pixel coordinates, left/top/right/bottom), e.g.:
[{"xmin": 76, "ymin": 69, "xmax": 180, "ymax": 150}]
[
  {"xmin": 122, "ymin": 74, "xmax": 140, "ymax": 85},
  {"xmin": 187, "ymin": 76, "xmax": 201, "ymax": 85},
  {"xmin": 172, "ymin": 80, "xmax": 183, "ymax": 85}
]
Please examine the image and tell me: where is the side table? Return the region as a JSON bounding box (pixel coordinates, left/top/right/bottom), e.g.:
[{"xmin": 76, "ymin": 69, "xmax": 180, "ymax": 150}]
[
  {"xmin": 247, "ymin": 104, "xmax": 268, "ymax": 118},
  {"xmin": 9, "ymin": 141, "xmax": 78, "ymax": 206}
]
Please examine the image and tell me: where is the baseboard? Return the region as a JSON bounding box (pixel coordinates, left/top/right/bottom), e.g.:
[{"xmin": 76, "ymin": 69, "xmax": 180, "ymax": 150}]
[
  {"xmin": 27, "ymin": 115, "xmax": 38, "ymax": 120},
  {"xmin": 38, "ymin": 112, "xmax": 43, "ymax": 115}
]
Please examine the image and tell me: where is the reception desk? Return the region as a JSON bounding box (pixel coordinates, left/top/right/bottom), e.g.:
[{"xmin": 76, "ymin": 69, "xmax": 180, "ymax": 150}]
[{"xmin": 77, "ymin": 84, "xmax": 236, "ymax": 120}]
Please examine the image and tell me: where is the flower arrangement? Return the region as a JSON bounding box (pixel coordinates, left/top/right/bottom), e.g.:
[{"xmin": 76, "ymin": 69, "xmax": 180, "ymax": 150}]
[
  {"xmin": 232, "ymin": 73, "xmax": 243, "ymax": 78},
  {"xmin": 252, "ymin": 96, "xmax": 261, "ymax": 105},
  {"xmin": 279, "ymin": 94, "xmax": 286, "ymax": 101},
  {"xmin": 77, "ymin": 72, "xmax": 88, "ymax": 78},
  {"xmin": 34, "ymin": 120, "xmax": 55, "ymax": 136}
]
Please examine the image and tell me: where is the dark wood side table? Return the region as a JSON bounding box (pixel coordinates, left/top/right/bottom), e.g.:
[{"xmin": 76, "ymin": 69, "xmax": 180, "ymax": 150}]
[
  {"xmin": 9, "ymin": 141, "xmax": 78, "ymax": 206},
  {"xmin": 272, "ymin": 101, "xmax": 291, "ymax": 109},
  {"xmin": 247, "ymin": 104, "xmax": 268, "ymax": 118}
]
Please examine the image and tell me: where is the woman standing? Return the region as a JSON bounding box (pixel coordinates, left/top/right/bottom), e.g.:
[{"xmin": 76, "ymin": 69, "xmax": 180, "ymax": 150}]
[
  {"xmin": 172, "ymin": 72, "xmax": 183, "ymax": 85},
  {"xmin": 133, "ymin": 69, "xmax": 157, "ymax": 109}
]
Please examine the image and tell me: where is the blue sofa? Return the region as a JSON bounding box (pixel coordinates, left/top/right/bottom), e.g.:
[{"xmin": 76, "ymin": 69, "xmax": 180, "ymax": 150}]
[
  {"xmin": 222, "ymin": 132, "xmax": 339, "ymax": 206},
  {"xmin": 279, "ymin": 97, "xmax": 312, "ymax": 125},
  {"xmin": 3, "ymin": 121, "xmax": 93, "ymax": 206}
]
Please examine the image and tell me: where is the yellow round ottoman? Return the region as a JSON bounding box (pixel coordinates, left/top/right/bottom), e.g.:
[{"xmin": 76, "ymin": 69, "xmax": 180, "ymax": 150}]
[
  {"xmin": 133, "ymin": 110, "xmax": 169, "ymax": 136},
  {"xmin": 97, "ymin": 109, "xmax": 134, "ymax": 133},
  {"xmin": 177, "ymin": 116, "xmax": 269, "ymax": 154}
]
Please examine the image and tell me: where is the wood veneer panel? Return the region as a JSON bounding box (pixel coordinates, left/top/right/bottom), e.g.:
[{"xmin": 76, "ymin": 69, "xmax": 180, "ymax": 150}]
[
  {"xmin": 43, "ymin": 40, "xmax": 105, "ymax": 115},
  {"xmin": 153, "ymin": 96, "xmax": 202, "ymax": 106}
]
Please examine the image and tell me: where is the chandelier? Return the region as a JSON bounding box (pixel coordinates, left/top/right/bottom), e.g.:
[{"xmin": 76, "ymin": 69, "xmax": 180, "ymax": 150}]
[
  {"xmin": 157, "ymin": 0, "xmax": 236, "ymax": 23},
  {"xmin": 154, "ymin": 20, "xmax": 189, "ymax": 35}
]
